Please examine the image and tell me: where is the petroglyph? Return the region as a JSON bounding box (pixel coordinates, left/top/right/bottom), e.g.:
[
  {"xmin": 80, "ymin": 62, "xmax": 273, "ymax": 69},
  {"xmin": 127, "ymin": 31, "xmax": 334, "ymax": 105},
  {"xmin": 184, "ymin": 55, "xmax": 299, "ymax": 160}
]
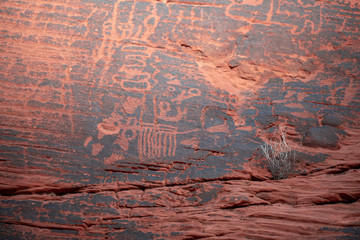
[
  {"xmin": 2, "ymin": 0, "xmax": 359, "ymax": 238},
  {"xmin": 91, "ymin": 87, "xmax": 183, "ymax": 161},
  {"xmin": 138, "ymin": 125, "xmax": 177, "ymax": 159}
]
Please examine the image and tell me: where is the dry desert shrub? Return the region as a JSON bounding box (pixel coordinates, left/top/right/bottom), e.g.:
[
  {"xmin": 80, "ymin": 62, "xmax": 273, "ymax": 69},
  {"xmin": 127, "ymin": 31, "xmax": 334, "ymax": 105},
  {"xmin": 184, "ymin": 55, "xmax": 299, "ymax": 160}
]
[{"xmin": 261, "ymin": 127, "xmax": 295, "ymax": 180}]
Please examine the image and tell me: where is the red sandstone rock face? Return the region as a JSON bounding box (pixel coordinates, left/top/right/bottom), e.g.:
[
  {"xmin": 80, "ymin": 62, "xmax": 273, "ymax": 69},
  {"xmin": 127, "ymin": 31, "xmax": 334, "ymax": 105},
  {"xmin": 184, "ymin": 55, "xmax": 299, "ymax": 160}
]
[{"xmin": 0, "ymin": 0, "xmax": 360, "ymax": 239}]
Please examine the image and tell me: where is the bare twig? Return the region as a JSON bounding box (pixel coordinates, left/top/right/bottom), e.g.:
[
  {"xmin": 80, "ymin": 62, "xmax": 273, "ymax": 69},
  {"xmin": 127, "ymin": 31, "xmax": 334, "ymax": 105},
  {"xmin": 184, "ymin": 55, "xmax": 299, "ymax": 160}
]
[{"xmin": 261, "ymin": 127, "xmax": 295, "ymax": 180}]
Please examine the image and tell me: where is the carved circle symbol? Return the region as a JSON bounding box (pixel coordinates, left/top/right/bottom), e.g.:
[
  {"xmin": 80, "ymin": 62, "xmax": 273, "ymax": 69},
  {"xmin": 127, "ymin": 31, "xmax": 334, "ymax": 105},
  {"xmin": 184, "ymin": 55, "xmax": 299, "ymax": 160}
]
[
  {"xmin": 168, "ymin": 86, "xmax": 176, "ymax": 92},
  {"xmin": 189, "ymin": 88, "xmax": 200, "ymax": 97}
]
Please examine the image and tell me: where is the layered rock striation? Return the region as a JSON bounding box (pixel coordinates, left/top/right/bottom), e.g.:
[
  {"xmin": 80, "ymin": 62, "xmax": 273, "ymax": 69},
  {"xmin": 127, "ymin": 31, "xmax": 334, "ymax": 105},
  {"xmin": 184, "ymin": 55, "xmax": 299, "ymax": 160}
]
[{"xmin": 0, "ymin": 0, "xmax": 359, "ymax": 239}]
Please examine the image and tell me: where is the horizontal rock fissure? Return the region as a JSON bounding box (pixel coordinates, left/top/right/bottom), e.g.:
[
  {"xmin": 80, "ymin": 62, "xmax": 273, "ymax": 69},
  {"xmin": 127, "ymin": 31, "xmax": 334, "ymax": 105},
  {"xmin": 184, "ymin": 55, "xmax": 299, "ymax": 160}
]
[
  {"xmin": 2, "ymin": 220, "xmax": 82, "ymax": 232},
  {"xmin": 120, "ymin": 177, "xmax": 252, "ymax": 192},
  {"xmin": 221, "ymin": 203, "xmax": 268, "ymax": 209},
  {"xmin": 314, "ymin": 197, "xmax": 359, "ymax": 206},
  {"xmin": 104, "ymin": 169, "xmax": 140, "ymax": 174},
  {"xmin": 0, "ymin": 187, "xmax": 28, "ymax": 196},
  {"xmin": 303, "ymin": 100, "xmax": 359, "ymax": 108},
  {"xmin": 0, "ymin": 186, "xmax": 86, "ymax": 196},
  {"xmin": 166, "ymin": 0, "xmax": 222, "ymax": 7},
  {"xmin": 310, "ymin": 163, "xmax": 360, "ymax": 175},
  {"xmin": 183, "ymin": 146, "xmax": 227, "ymax": 155}
]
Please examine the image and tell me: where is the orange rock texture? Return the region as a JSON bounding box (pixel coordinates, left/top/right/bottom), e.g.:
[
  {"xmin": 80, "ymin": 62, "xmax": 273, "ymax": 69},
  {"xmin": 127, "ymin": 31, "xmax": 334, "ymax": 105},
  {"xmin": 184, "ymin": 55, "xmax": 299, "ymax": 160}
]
[{"xmin": 1, "ymin": 0, "xmax": 360, "ymax": 239}]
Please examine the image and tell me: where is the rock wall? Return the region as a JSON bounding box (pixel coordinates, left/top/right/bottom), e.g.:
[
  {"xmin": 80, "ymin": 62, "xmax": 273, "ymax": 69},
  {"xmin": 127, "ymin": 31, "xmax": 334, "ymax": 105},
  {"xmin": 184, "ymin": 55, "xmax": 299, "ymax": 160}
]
[{"xmin": 0, "ymin": 0, "xmax": 359, "ymax": 239}]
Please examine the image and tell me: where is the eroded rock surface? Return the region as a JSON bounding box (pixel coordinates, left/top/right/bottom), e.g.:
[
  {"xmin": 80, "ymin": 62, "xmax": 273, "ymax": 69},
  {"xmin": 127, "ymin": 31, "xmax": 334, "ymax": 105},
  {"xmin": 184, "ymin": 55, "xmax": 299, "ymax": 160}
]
[
  {"xmin": 303, "ymin": 126, "xmax": 341, "ymax": 149},
  {"xmin": 0, "ymin": 0, "xmax": 359, "ymax": 239}
]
